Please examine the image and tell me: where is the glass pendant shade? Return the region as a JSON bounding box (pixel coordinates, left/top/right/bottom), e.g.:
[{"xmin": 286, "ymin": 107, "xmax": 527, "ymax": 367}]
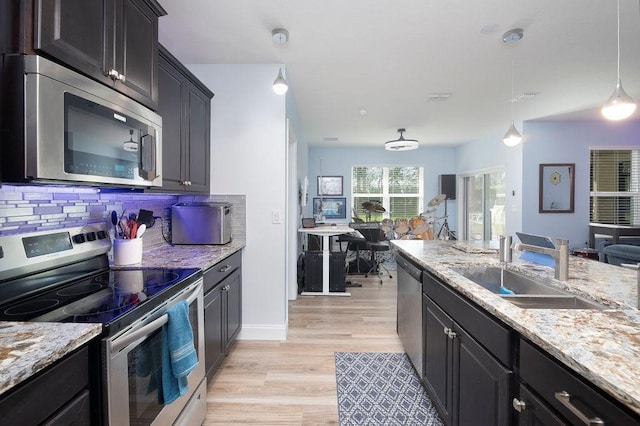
[
  {"xmin": 503, "ymin": 121, "xmax": 522, "ymax": 147},
  {"xmin": 601, "ymin": 79, "xmax": 636, "ymax": 120},
  {"xmin": 272, "ymin": 68, "xmax": 288, "ymax": 95}
]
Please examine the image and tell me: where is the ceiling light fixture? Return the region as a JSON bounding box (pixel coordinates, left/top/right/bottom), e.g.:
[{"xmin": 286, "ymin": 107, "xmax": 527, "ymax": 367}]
[
  {"xmin": 384, "ymin": 128, "xmax": 419, "ymax": 151},
  {"xmin": 601, "ymin": 0, "xmax": 636, "ymax": 120},
  {"xmin": 502, "ymin": 28, "xmax": 523, "ymax": 147},
  {"xmin": 272, "ymin": 28, "xmax": 289, "ymax": 95}
]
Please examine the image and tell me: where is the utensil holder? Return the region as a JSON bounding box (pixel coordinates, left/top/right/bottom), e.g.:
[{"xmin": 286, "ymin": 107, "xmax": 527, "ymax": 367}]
[{"xmin": 113, "ymin": 238, "xmax": 143, "ymax": 265}]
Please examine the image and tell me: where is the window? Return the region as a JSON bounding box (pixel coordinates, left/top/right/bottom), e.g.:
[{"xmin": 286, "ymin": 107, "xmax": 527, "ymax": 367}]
[
  {"xmin": 352, "ymin": 166, "xmax": 423, "ymax": 221},
  {"xmin": 462, "ymin": 169, "xmax": 505, "ymax": 241},
  {"xmin": 590, "ymin": 149, "xmax": 640, "ymax": 225}
]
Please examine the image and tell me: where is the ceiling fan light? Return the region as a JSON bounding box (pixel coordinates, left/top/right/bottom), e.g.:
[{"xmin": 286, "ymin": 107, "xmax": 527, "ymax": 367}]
[
  {"xmin": 384, "ymin": 128, "xmax": 419, "ymax": 151},
  {"xmin": 503, "ymin": 121, "xmax": 522, "ymax": 147},
  {"xmin": 272, "ymin": 68, "xmax": 288, "ymax": 95},
  {"xmin": 601, "ymin": 79, "xmax": 636, "ymax": 120}
]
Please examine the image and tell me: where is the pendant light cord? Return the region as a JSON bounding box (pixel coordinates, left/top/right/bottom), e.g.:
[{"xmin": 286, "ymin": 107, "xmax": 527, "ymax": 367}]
[
  {"xmin": 616, "ymin": 0, "xmax": 621, "ymax": 81},
  {"xmin": 510, "ymin": 60, "xmax": 515, "ymax": 119}
]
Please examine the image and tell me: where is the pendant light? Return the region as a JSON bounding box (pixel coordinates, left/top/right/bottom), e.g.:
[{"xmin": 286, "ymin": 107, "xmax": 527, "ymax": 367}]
[
  {"xmin": 273, "ymin": 68, "xmax": 288, "ymax": 95},
  {"xmin": 601, "ymin": 0, "xmax": 636, "ymax": 120},
  {"xmin": 503, "ymin": 29, "xmax": 523, "ymax": 147},
  {"xmin": 385, "ymin": 128, "xmax": 419, "ymax": 151},
  {"xmin": 272, "ymin": 29, "xmax": 289, "ymax": 95}
]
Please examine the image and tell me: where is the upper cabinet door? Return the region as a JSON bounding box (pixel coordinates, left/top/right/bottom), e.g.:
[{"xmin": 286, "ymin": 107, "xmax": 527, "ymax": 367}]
[
  {"xmin": 34, "ymin": 0, "xmax": 164, "ymax": 110},
  {"xmin": 185, "ymin": 84, "xmax": 210, "ymax": 193},
  {"xmin": 113, "ymin": 0, "xmax": 159, "ymax": 108},
  {"xmin": 36, "ymin": 0, "xmax": 108, "ymax": 76}
]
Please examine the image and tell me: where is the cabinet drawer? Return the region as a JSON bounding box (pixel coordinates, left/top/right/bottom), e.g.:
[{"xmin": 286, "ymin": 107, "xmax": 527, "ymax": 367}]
[
  {"xmin": 423, "ymin": 270, "xmax": 513, "ymax": 366},
  {"xmin": 204, "ymin": 251, "xmax": 241, "ymax": 293},
  {"xmin": 520, "ymin": 339, "xmax": 639, "ymax": 424}
]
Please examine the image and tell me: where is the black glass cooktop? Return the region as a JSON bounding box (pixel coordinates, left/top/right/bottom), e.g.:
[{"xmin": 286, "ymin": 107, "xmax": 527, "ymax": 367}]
[{"xmin": 0, "ymin": 267, "xmax": 201, "ymax": 335}]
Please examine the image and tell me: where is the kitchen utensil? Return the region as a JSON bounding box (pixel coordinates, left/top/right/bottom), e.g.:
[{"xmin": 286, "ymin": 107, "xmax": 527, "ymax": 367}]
[
  {"xmin": 120, "ymin": 217, "xmax": 130, "ymax": 238},
  {"xmin": 135, "ymin": 224, "xmax": 147, "ymax": 238},
  {"xmin": 129, "ymin": 220, "xmax": 138, "ymax": 239}
]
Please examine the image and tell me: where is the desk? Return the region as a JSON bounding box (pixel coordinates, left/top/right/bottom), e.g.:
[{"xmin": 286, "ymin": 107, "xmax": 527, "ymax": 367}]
[
  {"xmin": 588, "ymin": 223, "xmax": 640, "ymax": 248},
  {"xmin": 298, "ymin": 225, "xmax": 354, "ymax": 296}
]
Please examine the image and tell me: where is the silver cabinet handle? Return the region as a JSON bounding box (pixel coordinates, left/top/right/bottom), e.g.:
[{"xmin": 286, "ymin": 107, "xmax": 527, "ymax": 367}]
[
  {"xmin": 219, "ymin": 265, "xmax": 232, "ymax": 273},
  {"xmin": 107, "ymin": 69, "xmax": 120, "ymax": 80},
  {"xmin": 443, "ymin": 326, "xmax": 457, "ymax": 339},
  {"xmin": 223, "ymin": 285, "xmax": 231, "ymax": 291},
  {"xmin": 555, "ymin": 391, "xmax": 605, "ymax": 425},
  {"xmin": 512, "ymin": 398, "xmax": 527, "ymax": 413},
  {"xmin": 118, "ymin": 73, "xmax": 126, "ymax": 82}
]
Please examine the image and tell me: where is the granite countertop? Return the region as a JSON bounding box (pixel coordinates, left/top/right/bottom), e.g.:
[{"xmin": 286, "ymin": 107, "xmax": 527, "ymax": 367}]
[
  {"xmin": 391, "ymin": 239, "xmax": 640, "ymax": 416},
  {"xmin": 0, "ymin": 322, "xmax": 102, "ymax": 396},
  {"xmin": 113, "ymin": 240, "xmax": 246, "ymax": 270}
]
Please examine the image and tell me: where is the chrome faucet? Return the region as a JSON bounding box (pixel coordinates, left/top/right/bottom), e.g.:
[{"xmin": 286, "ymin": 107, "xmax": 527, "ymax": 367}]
[{"xmin": 513, "ymin": 238, "xmax": 570, "ymax": 281}]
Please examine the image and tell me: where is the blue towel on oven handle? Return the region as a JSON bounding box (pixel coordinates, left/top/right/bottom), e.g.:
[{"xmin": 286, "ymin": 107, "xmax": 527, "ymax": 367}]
[{"xmin": 162, "ymin": 300, "xmax": 198, "ymax": 405}]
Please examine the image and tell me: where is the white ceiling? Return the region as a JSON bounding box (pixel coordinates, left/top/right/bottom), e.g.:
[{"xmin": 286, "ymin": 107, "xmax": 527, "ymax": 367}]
[{"xmin": 158, "ymin": 0, "xmax": 640, "ymax": 148}]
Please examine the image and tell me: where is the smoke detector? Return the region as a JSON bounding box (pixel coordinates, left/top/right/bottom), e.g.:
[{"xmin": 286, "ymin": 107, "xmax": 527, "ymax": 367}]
[
  {"xmin": 272, "ymin": 28, "xmax": 289, "ymax": 44},
  {"xmin": 502, "ymin": 28, "xmax": 523, "ymax": 44}
]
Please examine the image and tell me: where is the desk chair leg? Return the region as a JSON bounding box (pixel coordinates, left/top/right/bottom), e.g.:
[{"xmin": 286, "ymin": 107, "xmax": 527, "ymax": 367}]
[{"xmin": 365, "ymin": 250, "xmax": 392, "ymax": 285}]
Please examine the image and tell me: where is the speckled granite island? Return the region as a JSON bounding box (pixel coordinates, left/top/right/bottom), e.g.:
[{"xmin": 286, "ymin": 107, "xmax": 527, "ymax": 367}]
[
  {"xmin": 0, "ymin": 322, "xmax": 101, "ymax": 395},
  {"xmin": 391, "ymin": 239, "xmax": 640, "ymax": 418}
]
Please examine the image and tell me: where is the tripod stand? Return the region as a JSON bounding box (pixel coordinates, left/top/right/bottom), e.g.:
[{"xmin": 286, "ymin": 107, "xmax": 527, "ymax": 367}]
[{"xmin": 436, "ymin": 199, "xmax": 456, "ymax": 240}]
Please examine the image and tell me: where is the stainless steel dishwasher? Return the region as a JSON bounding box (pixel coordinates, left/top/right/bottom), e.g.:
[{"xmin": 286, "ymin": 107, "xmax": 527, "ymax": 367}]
[{"xmin": 396, "ymin": 254, "xmax": 424, "ymax": 377}]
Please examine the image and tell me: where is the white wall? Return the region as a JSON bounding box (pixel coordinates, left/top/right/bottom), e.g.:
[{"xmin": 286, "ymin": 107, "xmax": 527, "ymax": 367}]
[
  {"xmin": 187, "ymin": 63, "xmax": 288, "ymax": 340},
  {"xmin": 522, "ymin": 119, "xmax": 640, "ymax": 249},
  {"xmin": 455, "ymin": 128, "xmax": 523, "ymax": 237}
]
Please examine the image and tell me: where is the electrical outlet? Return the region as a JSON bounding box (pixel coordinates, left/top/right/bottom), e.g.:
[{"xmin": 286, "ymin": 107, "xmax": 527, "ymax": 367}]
[{"xmin": 272, "ymin": 210, "xmax": 281, "ymax": 224}]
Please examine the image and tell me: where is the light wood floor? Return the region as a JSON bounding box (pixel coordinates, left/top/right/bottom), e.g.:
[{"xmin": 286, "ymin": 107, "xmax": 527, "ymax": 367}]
[{"xmin": 204, "ymin": 272, "xmax": 403, "ymax": 425}]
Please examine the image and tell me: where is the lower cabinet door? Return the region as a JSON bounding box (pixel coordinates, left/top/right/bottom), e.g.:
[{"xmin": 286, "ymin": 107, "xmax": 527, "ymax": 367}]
[
  {"xmin": 455, "ymin": 326, "xmax": 512, "ymax": 426},
  {"xmin": 423, "ymin": 295, "xmax": 454, "ymax": 425},
  {"xmin": 204, "ymin": 285, "xmax": 225, "ymax": 379},
  {"xmin": 224, "ymin": 269, "xmax": 242, "ymax": 349}
]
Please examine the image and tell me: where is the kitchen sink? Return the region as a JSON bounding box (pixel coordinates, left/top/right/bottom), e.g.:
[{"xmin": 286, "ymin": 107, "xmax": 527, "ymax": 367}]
[
  {"xmin": 453, "ymin": 267, "xmax": 566, "ymax": 296},
  {"xmin": 453, "ymin": 266, "xmax": 607, "ymax": 310},
  {"xmin": 501, "ymin": 295, "xmax": 606, "ymax": 310}
]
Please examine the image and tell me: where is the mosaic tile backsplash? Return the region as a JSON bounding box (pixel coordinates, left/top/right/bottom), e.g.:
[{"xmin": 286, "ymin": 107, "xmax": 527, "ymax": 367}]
[{"xmin": 0, "ymin": 185, "xmax": 246, "ymax": 253}]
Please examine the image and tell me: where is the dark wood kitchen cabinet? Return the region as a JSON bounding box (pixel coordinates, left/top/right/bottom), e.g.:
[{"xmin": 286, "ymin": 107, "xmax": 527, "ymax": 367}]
[
  {"xmin": 0, "ymin": 345, "xmax": 92, "ymax": 425},
  {"xmin": 1, "ymin": 0, "xmax": 165, "ymax": 110},
  {"xmin": 158, "ymin": 45, "xmax": 213, "ymax": 193},
  {"xmin": 515, "ymin": 338, "xmax": 639, "ymax": 425},
  {"xmin": 422, "ymin": 270, "xmax": 514, "ymax": 426},
  {"xmin": 203, "ymin": 251, "xmax": 242, "ymax": 380}
]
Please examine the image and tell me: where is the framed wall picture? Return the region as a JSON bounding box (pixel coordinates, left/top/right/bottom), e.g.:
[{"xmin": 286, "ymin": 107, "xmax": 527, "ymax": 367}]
[
  {"xmin": 317, "ymin": 176, "xmax": 343, "ymax": 196},
  {"xmin": 539, "ymin": 163, "xmax": 575, "ymax": 213},
  {"xmin": 313, "ymin": 197, "xmax": 347, "ymax": 219}
]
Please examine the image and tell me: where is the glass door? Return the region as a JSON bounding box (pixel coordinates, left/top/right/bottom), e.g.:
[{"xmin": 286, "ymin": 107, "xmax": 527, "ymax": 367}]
[{"xmin": 463, "ymin": 169, "xmax": 505, "ymax": 241}]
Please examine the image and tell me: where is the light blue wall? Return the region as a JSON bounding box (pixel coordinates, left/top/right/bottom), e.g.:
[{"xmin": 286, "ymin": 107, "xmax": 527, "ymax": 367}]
[
  {"xmin": 308, "ymin": 146, "xmax": 457, "ymax": 231},
  {"xmin": 455, "ymin": 128, "xmax": 523, "ymax": 237},
  {"xmin": 522, "ymin": 119, "xmax": 640, "ymax": 249}
]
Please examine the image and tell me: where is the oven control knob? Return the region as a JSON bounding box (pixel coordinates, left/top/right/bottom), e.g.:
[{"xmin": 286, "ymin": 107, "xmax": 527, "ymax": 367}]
[
  {"xmin": 85, "ymin": 232, "xmax": 97, "ymax": 241},
  {"xmin": 96, "ymin": 230, "xmax": 107, "ymax": 240},
  {"xmin": 72, "ymin": 234, "xmax": 86, "ymax": 244}
]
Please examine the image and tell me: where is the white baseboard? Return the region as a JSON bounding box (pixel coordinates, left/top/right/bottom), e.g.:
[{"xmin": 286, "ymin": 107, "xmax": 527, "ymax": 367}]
[{"xmin": 237, "ymin": 324, "xmax": 287, "ymax": 341}]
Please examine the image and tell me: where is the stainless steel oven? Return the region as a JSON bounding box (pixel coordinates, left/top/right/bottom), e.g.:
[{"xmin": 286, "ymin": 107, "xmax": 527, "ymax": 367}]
[
  {"xmin": 1, "ymin": 55, "xmax": 162, "ymax": 187},
  {"xmin": 0, "ymin": 224, "xmax": 206, "ymax": 425},
  {"xmin": 104, "ymin": 278, "xmax": 205, "ymax": 425}
]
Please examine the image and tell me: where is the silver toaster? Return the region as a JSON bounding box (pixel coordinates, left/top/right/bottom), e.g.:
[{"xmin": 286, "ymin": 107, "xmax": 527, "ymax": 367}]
[{"xmin": 171, "ymin": 202, "xmax": 232, "ymax": 245}]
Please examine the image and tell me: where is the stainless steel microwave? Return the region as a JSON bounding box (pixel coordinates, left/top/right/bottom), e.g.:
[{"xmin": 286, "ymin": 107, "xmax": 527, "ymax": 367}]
[{"xmin": 1, "ymin": 55, "xmax": 162, "ymax": 187}]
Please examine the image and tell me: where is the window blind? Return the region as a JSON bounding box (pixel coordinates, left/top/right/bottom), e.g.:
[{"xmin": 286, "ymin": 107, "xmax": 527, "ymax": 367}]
[
  {"xmin": 590, "ymin": 149, "xmax": 640, "ymax": 225},
  {"xmin": 352, "ymin": 165, "xmax": 423, "ymax": 220}
]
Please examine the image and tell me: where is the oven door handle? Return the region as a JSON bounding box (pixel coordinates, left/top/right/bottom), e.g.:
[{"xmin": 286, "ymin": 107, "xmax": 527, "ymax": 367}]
[{"xmin": 109, "ymin": 282, "xmax": 201, "ymax": 354}]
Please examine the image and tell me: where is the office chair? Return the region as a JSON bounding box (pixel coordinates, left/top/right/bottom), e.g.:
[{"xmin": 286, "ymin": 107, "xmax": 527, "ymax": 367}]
[
  {"xmin": 355, "ymin": 224, "xmax": 393, "ymax": 285},
  {"xmin": 337, "ymin": 232, "xmax": 369, "ymax": 276}
]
